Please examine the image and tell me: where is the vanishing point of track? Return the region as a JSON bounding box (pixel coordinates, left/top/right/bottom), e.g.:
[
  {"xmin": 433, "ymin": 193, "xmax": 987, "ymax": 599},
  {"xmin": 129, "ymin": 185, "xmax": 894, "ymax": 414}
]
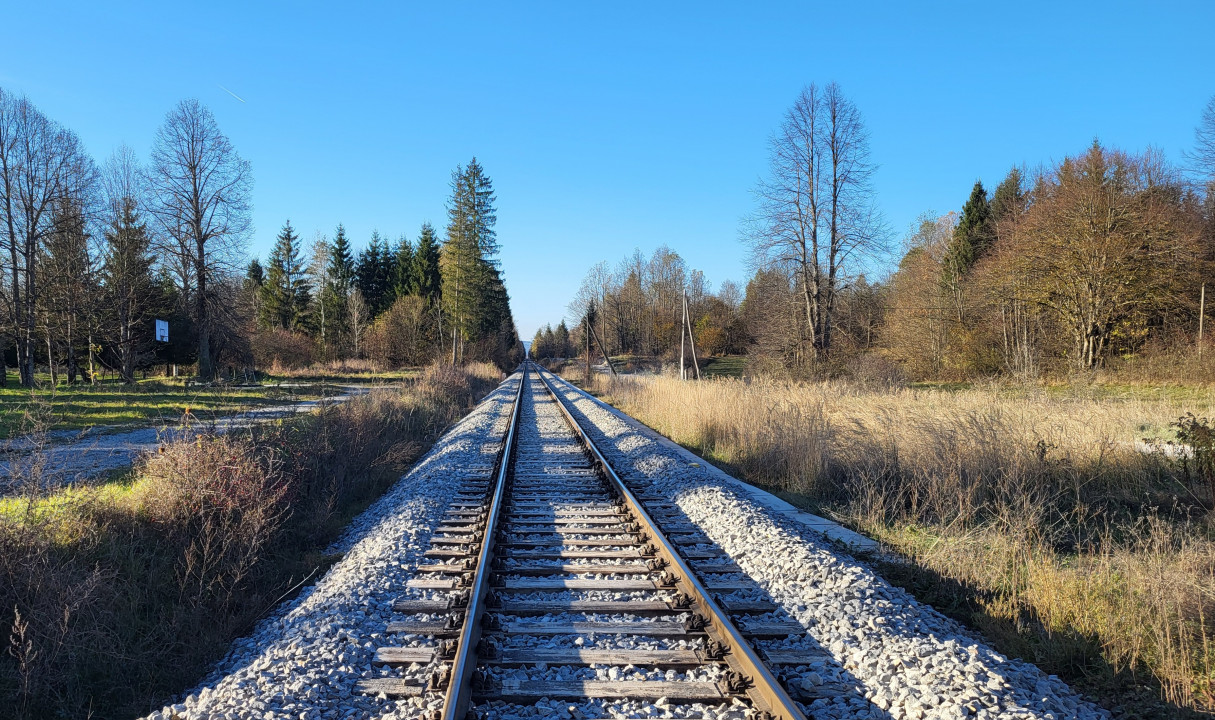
[{"xmin": 357, "ymin": 362, "xmax": 810, "ymax": 720}]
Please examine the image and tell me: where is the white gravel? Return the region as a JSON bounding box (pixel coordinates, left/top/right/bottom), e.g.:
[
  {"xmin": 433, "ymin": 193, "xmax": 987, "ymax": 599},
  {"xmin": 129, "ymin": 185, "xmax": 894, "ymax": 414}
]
[
  {"xmin": 541, "ymin": 370, "xmax": 1111, "ymax": 720},
  {"xmin": 140, "ymin": 374, "xmax": 521, "ymax": 720}
]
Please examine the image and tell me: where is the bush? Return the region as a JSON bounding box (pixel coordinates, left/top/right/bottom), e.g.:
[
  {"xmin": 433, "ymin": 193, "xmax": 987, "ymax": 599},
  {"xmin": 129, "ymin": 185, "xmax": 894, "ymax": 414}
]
[
  {"xmin": 252, "ymin": 329, "xmax": 314, "ymax": 370},
  {"xmin": 0, "ymin": 363, "xmax": 502, "ymax": 719}
]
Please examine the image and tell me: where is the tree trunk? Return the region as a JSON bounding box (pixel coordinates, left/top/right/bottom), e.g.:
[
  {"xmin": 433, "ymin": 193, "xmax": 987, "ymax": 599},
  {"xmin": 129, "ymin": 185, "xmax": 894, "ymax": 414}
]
[{"xmin": 196, "ymin": 237, "xmax": 213, "ymax": 381}]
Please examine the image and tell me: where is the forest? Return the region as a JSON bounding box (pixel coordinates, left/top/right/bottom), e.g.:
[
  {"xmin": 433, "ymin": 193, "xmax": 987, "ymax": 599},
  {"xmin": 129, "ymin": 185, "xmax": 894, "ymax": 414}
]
[
  {"xmin": 0, "ymin": 88, "xmax": 523, "ymax": 387},
  {"xmin": 538, "ymin": 86, "xmax": 1215, "ymax": 383}
]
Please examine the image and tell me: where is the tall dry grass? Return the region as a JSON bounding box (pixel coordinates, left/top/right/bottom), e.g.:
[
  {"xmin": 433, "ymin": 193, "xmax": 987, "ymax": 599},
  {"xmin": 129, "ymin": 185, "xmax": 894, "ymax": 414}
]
[
  {"xmin": 0, "ymin": 362, "xmax": 501, "ymax": 720},
  {"xmin": 597, "ymin": 373, "xmax": 1215, "ymax": 715}
]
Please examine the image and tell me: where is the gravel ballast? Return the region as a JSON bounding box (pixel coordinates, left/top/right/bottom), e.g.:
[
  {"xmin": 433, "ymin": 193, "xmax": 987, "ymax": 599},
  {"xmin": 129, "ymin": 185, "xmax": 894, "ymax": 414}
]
[
  {"xmin": 142, "ymin": 375, "xmax": 521, "ymax": 720},
  {"xmin": 541, "ymin": 370, "xmax": 1109, "ymax": 720}
]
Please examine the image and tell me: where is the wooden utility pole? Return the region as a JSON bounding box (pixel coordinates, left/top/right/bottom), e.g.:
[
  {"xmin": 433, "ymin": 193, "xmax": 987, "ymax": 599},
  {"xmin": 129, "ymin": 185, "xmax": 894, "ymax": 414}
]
[
  {"xmin": 585, "ymin": 319, "xmax": 591, "ymax": 386},
  {"xmin": 591, "ymin": 326, "xmax": 617, "ymax": 377},
  {"xmin": 683, "ymin": 290, "xmax": 701, "ymax": 380},
  {"xmin": 680, "ymin": 297, "xmax": 687, "ymax": 381}
]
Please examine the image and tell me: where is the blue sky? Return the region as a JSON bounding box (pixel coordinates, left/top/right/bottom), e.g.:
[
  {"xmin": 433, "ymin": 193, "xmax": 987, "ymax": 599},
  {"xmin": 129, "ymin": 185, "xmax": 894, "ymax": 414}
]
[{"xmin": 2, "ymin": 2, "xmax": 1212, "ymax": 338}]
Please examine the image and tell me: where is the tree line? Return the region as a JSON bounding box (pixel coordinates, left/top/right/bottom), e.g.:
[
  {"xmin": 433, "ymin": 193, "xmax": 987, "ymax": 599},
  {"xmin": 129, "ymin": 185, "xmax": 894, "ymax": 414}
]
[
  {"xmin": 0, "ymin": 86, "xmax": 521, "ymax": 387},
  {"xmin": 247, "ymin": 158, "xmax": 520, "ymax": 371},
  {"xmin": 551, "ymin": 86, "xmax": 1215, "ymax": 380}
]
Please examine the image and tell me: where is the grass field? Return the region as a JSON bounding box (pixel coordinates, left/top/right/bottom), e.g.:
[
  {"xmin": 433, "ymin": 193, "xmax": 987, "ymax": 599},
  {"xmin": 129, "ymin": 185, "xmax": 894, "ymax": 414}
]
[
  {"xmin": 592, "ymin": 373, "xmax": 1215, "ymax": 718},
  {"xmin": 0, "ymin": 371, "xmax": 413, "ymax": 439}
]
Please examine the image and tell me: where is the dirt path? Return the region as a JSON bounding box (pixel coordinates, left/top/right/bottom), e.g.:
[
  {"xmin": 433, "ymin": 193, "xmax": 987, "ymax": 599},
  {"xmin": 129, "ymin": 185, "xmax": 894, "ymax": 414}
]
[{"xmin": 0, "ymin": 385, "xmax": 377, "ymax": 493}]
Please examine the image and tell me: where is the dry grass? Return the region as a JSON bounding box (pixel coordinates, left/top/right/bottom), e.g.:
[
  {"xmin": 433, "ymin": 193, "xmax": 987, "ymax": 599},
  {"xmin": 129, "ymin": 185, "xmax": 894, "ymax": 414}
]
[
  {"xmin": 596, "ymin": 373, "xmax": 1215, "ymax": 716},
  {"xmin": 0, "ymin": 362, "xmax": 501, "ymax": 720}
]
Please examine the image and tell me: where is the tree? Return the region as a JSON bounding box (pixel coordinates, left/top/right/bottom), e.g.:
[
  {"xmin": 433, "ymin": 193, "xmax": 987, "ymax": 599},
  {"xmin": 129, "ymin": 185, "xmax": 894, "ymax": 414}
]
[
  {"xmin": 441, "ymin": 158, "xmax": 501, "ymax": 362},
  {"xmin": 102, "ymin": 198, "xmax": 157, "ymax": 383},
  {"xmin": 259, "ymin": 220, "xmax": 311, "ymax": 331},
  {"xmin": 1004, "ymin": 142, "xmax": 1200, "ymax": 369},
  {"xmin": 147, "ymin": 99, "xmax": 252, "ymax": 380},
  {"xmin": 318, "ymin": 224, "xmax": 354, "ymax": 354},
  {"xmin": 355, "ymin": 231, "xmax": 386, "ymax": 314},
  {"xmin": 365, "ymin": 294, "xmax": 433, "ymax": 366},
  {"xmin": 392, "ymin": 233, "xmax": 414, "ymax": 299},
  {"xmin": 1189, "ymin": 94, "xmax": 1215, "ymax": 180},
  {"xmin": 0, "ymin": 89, "xmax": 98, "ymax": 386},
  {"xmin": 41, "ymin": 196, "xmax": 98, "ymax": 384},
  {"xmin": 942, "ymin": 181, "xmax": 991, "ymax": 305},
  {"xmin": 99, "ymin": 146, "xmax": 159, "ymax": 384},
  {"xmin": 411, "ymin": 222, "xmax": 441, "ymax": 303},
  {"xmin": 882, "ymin": 215, "xmax": 953, "ymax": 377},
  {"xmin": 749, "ymin": 82, "xmax": 883, "ymax": 363}
]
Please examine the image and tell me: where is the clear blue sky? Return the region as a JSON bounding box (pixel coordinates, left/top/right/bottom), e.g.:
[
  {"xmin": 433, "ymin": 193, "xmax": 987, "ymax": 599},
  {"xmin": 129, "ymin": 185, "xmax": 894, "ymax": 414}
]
[{"xmin": 2, "ymin": 2, "xmax": 1212, "ymax": 338}]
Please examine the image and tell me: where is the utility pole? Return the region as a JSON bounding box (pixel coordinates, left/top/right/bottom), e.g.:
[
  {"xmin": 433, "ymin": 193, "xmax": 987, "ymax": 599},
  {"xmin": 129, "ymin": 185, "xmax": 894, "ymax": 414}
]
[
  {"xmin": 683, "ymin": 290, "xmax": 701, "ymax": 380},
  {"xmin": 680, "ymin": 296, "xmax": 686, "ymax": 381}
]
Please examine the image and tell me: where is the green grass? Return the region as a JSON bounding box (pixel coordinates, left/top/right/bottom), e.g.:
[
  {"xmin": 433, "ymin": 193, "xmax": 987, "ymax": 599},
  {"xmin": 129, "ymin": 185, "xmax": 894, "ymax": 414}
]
[
  {"xmin": 0, "ymin": 373, "xmax": 357, "ymax": 439},
  {"xmin": 699, "ymin": 355, "xmax": 747, "ymax": 378}
]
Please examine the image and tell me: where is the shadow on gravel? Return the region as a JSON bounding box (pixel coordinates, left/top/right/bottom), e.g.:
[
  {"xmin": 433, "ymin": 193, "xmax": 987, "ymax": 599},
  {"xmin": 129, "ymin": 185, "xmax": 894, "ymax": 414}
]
[{"xmin": 870, "ymin": 555, "xmax": 1203, "ymax": 720}]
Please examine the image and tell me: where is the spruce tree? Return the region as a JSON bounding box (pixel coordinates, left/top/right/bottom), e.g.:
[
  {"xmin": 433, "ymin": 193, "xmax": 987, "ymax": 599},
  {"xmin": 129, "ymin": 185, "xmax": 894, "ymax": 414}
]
[
  {"xmin": 321, "ymin": 224, "xmax": 355, "ymax": 353},
  {"xmin": 441, "ymin": 158, "xmax": 504, "ymax": 360},
  {"xmin": 245, "ymin": 258, "xmax": 264, "ymax": 289},
  {"xmin": 411, "ymin": 222, "xmax": 442, "ymax": 302},
  {"xmin": 989, "ymin": 167, "xmax": 1027, "ymax": 234},
  {"xmin": 102, "ymin": 198, "xmax": 158, "ymax": 383},
  {"xmin": 260, "ymin": 220, "xmax": 312, "ymax": 331},
  {"xmin": 393, "ymin": 234, "xmax": 415, "ymax": 299},
  {"xmin": 944, "ymin": 181, "xmax": 991, "ymax": 284}
]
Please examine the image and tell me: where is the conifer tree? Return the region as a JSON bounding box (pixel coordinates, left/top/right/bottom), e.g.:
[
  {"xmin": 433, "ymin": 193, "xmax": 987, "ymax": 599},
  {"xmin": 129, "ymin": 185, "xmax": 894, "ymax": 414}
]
[
  {"xmin": 320, "ymin": 224, "xmax": 355, "ymax": 352},
  {"xmin": 393, "ymin": 234, "xmax": 415, "ymax": 299},
  {"xmin": 103, "ymin": 198, "xmax": 158, "ymax": 383},
  {"xmin": 944, "ymin": 181, "xmax": 992, "ymax": 283},
  {"xmin": 989, "ymin": 168, "xmax": 1027, "ymax": 239},
  {"xmin": 441, "ymin": 158, "xmax": 504, "ymax": 361},
  {"xmin": 260, "ymin": 220, "xmax": 312, "ymax": 331},
  {"xmin": 411, "ymin": 222, "xmax": 442, "ymax": 302}
]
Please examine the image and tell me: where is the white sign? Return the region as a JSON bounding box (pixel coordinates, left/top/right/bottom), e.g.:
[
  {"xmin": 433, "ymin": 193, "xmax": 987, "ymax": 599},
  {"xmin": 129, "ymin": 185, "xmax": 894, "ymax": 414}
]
[{"xmin": 155, "ymin": 319, "xmax": 169, "ymax": 342}]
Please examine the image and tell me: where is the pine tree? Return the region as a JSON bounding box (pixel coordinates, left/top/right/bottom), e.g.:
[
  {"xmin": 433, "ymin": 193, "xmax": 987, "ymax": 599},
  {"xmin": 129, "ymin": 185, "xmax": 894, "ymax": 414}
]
[
  {"xmin": 355, "ymin": 231, "xmax": 396, "ymax": 315},
  {"xmin": 393, "ymin": 234, "xmax": 415, "ymax": 299},
  {"xmin": 260, "ymin": 220, "xmax": 312, "ymax": 331},
  {"xmin": 411, "ymin": 222, "xmax": 441, "ymax": 302}
]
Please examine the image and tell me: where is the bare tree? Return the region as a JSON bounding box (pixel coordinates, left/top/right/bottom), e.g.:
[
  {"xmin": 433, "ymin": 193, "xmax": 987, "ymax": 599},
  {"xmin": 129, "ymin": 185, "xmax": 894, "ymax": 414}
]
[
  {"xmin": 0, "ymin": 90, "xmax": 97, "ymax": 386},
  {"xmin": 1188, "ymin": 94, "xmax": 1215, "ymax": 180},
  {"xmin": 147, "ymin": 99, "xmax": 251, "ymax": 380},
  {"xmin": 749, "ymin": 82, "xmax": 885, "ymax": 362}
]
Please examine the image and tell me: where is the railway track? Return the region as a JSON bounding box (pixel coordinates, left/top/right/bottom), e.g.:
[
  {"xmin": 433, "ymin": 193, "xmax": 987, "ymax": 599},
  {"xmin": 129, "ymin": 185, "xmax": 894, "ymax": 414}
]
[{"xmin": 358, "ymin": 362, "xmax": 811, "ymax": 720}]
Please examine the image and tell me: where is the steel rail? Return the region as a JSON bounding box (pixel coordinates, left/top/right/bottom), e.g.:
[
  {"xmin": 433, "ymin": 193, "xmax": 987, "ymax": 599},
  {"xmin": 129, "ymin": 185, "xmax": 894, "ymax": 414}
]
[
  {"xmin": 531, "ymin": 362, "xmax": 808, "ymax": 720},
  {"xmin": 440, "ymin": 364, "xmax": 528, "ymax": 720}
]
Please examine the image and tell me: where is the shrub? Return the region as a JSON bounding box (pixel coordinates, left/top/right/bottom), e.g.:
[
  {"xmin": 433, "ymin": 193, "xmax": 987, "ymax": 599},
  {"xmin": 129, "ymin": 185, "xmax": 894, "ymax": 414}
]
[
  {"xmin": 252, "ymin": 329, "xmax": 314, "ymax": 370},
  {"xmin": 0, "ymin": 362, "xmax": 502, "ymax": 719}
]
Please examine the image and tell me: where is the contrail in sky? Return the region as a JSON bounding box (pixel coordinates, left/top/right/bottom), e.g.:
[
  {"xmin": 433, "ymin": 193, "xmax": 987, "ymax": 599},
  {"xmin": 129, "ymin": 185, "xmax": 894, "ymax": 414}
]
[{"xmin": 219, "ymin": 85, "xmax": 246, "ymax": 103}]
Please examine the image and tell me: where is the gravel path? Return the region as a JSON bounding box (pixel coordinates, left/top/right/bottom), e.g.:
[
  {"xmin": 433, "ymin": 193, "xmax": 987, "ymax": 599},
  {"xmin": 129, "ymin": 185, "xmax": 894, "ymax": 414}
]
[
  {"xmin": 541, "ymin": 370, "xmax": 1108, "ymax": 720},
  {"xmin": 141, "ymin": 374, "xmax": 521, "ymax": 720},
  {"xmin": 0, "ymin": 385, "xmax": 373, "ymax": 493}
]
